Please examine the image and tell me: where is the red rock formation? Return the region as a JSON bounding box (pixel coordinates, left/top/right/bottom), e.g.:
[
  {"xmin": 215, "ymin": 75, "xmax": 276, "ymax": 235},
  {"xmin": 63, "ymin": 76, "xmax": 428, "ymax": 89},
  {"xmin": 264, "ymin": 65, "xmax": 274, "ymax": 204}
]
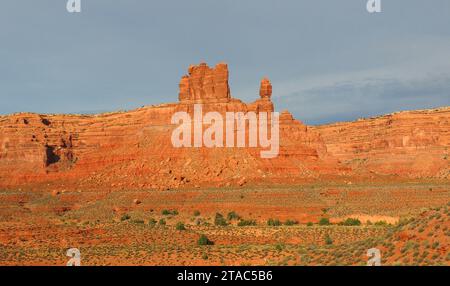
[
  {"xmin": 0, "ymin": 63, "xmax": 448, "ymax": 191},
  {"xmin": 313, "ymin": 107, "xmax": 450, "ymax": 179},
  {"xmin": 0, "ymin": 63, "xmax": 337, "ymax": 191},
  {"xmin": 179, "ymin": 62, "xmax": 230, "ymax": 102},
  {"xmin": 259, "ymin": 77, "xmax": 272, "ymax": 99}
]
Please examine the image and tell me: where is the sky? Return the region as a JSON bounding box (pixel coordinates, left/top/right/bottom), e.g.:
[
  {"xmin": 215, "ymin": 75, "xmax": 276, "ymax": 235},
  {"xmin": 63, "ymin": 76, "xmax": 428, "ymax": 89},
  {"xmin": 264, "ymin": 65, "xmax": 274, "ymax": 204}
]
[{"xmin": 1, "ymin": 0, "xmax": 449, "ymax": 125}]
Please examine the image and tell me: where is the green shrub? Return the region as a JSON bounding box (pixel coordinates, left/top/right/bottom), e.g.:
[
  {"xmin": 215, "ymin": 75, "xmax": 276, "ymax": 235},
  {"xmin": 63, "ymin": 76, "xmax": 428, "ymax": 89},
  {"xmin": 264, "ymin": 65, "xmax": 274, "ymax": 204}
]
[
  {"xmin": 227, "ymin": 211, "xmax": 241, "ymax": 220},
  {"xmin": 267, "ymin": 218, "xmax": 282, "ymax": 226},
  {"xmin": 324, "ymin": 234, "xmax": 333, "ymax": 245},
  {"xmin": 159, "ymin": 218, "xmax": 166, "ymax": 226},
  {"xmin": 148, "ymin": 218, "xmax": 157, "ymax": 226},
  {"xmin": 193, "ymin": 210, "xmax": 201, "ymax": 217},
  {"xmin": 198, "ymin": 234, "xmax": 214, "ymax": 246},
  {"xmin": 176, "ymin": 222, "xmax": 186, "ymax": 230},
  {"xmin": 214, "ymin": 213, "xmax": 228, "ymax": 226},
  {"xmin": 237, "ymin": 219, "xmax": 256, "ymax": 226},
  {"xmin": 162, "ymin": 209, "xmax": 178, "ymax": 216},
  {"xmin": 341, "ymin": 218, "xmax": 361, "ymax": 226},
  {"xmin": 306, "ymin": 222, "xmax": 313, "ymax": 227},
  {"xmin": 284, "ymin": 219, "xmax": 299, "ymax": 226},
  {"xmin": 120, "ymin": 214, "xmax": 131, "ymax": 221},
  {"xmin": 374, "ymin": 221, "xmax": 388, "ymax": 226},
  {"xmin": 319, "ymin": 218, "xmax": 331, "ymax": 226}
]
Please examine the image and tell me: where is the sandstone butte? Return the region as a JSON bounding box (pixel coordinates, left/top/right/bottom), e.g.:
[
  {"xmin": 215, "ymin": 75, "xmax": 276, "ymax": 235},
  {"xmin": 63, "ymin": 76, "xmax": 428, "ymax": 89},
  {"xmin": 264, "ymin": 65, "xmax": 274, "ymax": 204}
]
[{"xmin": 0, "ymin": 62, "xmax": 449, "ymax": 191}]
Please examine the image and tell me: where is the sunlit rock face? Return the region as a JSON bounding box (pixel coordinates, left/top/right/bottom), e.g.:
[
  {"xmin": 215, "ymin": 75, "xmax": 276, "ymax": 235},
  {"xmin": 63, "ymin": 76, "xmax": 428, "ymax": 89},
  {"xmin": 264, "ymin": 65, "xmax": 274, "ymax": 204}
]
[{"xmin": 0, "ymin": 63, "xmax": 448, "ymax": 191}]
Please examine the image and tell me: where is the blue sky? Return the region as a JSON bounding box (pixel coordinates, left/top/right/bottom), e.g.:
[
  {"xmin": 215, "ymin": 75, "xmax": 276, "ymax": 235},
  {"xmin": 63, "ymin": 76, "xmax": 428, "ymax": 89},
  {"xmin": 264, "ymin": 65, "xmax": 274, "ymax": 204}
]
[{"xmin": 1, "ymin": 0, "xmax": 449, "ymax": 124}]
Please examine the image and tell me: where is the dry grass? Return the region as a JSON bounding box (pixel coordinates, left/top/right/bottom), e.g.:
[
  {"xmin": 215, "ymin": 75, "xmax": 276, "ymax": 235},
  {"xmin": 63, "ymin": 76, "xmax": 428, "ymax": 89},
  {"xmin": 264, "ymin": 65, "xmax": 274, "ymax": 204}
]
[{"xmin": 0, "ymin": 183, "xmax": 448, "ymax": 266}]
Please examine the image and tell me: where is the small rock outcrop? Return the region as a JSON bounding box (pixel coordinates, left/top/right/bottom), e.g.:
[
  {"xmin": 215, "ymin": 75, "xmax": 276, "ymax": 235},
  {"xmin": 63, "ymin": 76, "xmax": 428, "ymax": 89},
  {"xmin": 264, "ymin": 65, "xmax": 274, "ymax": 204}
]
[{"xmin": 259, "ymin": 77, "xmax": 272, "ymax": 100}]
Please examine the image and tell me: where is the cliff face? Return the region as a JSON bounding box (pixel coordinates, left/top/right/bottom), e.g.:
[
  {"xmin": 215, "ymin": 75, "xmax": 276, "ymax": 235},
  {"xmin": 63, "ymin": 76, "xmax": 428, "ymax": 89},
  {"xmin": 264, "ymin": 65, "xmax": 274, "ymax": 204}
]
[
  {"xmin": 0, "ymin": 63, "xmax": 336, "ymax": 190},
  {"xmin": 1, "ymin": 63, "xmax": 448, "ymax": 190},
  {"xmin": 313, "ymin": 108, "xmax": 450, "ymax": 179}
]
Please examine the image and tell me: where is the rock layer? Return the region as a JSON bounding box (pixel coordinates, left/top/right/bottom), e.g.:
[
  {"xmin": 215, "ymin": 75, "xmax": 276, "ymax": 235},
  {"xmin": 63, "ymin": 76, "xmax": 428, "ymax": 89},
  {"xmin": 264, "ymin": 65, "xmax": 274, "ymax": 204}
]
[
  {"xmin": 179, "ymin": 62, "xmax": 231, "ymax": 102},
  {"xmin": 0, "ymin": 63, "xmax": 338, "ymax": 190},
  {"xmin": 313, "ymin": 107, "xmax": 450, "ymax": 179},
  {"xmin": 0, "ymin": 63, "xmax": 449, "ymax": 190}
]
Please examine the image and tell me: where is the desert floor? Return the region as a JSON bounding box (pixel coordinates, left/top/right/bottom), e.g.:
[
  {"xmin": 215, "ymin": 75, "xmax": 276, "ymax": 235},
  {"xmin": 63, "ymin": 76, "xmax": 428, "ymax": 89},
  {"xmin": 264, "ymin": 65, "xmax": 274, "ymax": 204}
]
[{"xmin": 0, "ymin": 181, "xmax": 449, "ymax": 266}]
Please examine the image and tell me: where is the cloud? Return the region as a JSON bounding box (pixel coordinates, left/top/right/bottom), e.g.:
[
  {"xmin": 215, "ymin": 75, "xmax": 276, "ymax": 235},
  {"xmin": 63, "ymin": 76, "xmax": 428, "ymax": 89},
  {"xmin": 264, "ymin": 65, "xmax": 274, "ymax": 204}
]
[{"xmin": 271, "ymin": 37, "xmax": 450, "ymax": 125}]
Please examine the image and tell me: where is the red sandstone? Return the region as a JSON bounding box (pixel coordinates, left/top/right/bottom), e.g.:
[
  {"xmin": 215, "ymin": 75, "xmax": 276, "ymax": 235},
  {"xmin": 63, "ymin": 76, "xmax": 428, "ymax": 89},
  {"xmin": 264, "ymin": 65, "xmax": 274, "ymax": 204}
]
[{"xmin": 0, "ymin": 63, "xmax": 448, "ymax": 191}]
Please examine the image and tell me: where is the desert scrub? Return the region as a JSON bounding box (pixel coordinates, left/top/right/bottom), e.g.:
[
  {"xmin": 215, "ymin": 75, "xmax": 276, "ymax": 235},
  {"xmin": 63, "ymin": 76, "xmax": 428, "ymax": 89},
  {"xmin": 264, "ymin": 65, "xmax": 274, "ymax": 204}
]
[
  {"xmin": 214, "ymin": 213, "xmax": 228, "ymax": 226},
  {"xmin": 319, "ymin": 218, "xmax": 331, "ymax": 226},
  {"xmin": 120, "ymin": 214, "xmax": 131, "ymax": 221},
  {"xmin": 300, "ymin": 254, "xmax": 311, "ymax": 264},
  {"xmin": 162, "ymin": 209, "xmax": 178, "ymax": 216},
  {"xmin": 198, "ymin": 234, "xmax": 214, "ymax": 246},
  {"xmin": 175, "ymin": 222, "xmax": 186, "ymax": 231},
  {"xmin": 340, "ymin": 218, "xmax": 361, "ymax": 226},
  {"xmin": 431, "ymin": 241, "xmax": 439, "ymax": 249},
  {"xmin": 148, "ymin": 218, "xmax": 157, "ymax": 227},
  {"xmin": 227, "ymin": 211, "xmax": 240, "ymax": 220},
  {"xmin": 193, "ymin": 210, "xmax": 201, "ymax": 217},
  {"xmin": 284, "ymin": 219, "xmax": 299, "ymax": 226},
  {"xmin": 158, "ymin": 218, "xmax": 166, "ymax": 226},
  {"xmin": 374, "ymin": 220, "xmax": 389, "ymax": 227},
  {"xmin": 131, "ymin": 219, "xmax": 144, "ymax": 224},
  {"xmin": 324, "ymin": 234, "xmax": 333, "ymax": 245},
  {"xmin": 194, "ymin": 218, "xmax": 203, "ymax": 226},
  {"xmin": 267, "ymin": 218, "xmax": 281, "ymax": 226},
  {"xmin": 237, "ymin": 219, "xmax": 257, "ymax": 226},
  {"xmin": 275, "ymin": 243, "xmax": 285, "ymax": 251}
]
